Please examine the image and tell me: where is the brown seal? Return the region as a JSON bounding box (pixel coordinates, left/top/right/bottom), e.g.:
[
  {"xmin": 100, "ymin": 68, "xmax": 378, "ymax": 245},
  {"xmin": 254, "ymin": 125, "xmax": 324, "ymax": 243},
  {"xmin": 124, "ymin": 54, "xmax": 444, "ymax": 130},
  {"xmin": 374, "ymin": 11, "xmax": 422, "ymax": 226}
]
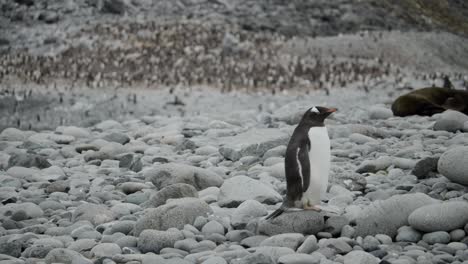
[{"xmin": 391, "ymin": 87, "xmax": 468, "ymax": 117}]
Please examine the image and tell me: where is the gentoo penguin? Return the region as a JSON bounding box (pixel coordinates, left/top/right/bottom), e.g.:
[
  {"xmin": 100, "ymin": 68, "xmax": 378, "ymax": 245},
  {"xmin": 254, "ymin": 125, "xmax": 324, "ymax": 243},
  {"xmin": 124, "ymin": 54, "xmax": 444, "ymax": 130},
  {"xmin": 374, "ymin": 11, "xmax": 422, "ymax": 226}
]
[{"xmin": 266, "ymin": 106, "xmax": 337, "ymax": 220}]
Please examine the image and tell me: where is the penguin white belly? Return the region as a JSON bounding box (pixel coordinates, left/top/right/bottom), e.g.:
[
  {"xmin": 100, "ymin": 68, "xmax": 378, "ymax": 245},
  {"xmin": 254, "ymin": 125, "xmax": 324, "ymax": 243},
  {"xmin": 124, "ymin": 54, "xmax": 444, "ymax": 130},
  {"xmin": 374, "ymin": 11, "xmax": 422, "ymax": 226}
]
[{"xmin": 303, "ymin": 127, "xmax": 331, "ymax": 205}]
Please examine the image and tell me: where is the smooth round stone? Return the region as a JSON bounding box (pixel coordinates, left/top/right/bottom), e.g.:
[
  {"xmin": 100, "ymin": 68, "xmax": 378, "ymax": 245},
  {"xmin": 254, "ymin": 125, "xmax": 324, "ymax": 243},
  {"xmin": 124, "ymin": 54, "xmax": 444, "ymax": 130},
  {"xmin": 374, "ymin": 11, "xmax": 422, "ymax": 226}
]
[
  {"xmin": 296, "ymin": 235, "xmax": 318, "ymax": 254},
  {"xmin": 422, "ymin": 231, "xmax": 451, "ymax": 245},
  {"xmin": 202, "ymin": 220, "xmax": 225, "ymax": 236},
  {"xmin": 323, "ymin": 239, "xmax": 352, "ymax": 254},
  {"xmin": 408, "ymin": 201, "xmax": 468, "ymax": 232},
  {"xmin": 375, "ymin": 234, "xmax": 392, "ymax": 245},
  {"xmin": 362, "ymin": 236, "xmax": 380, "ymax": 251},
  {"xmin": 438, "ymin": 147, "xmax": 468, "ymax": 186},
  {"xmin": 450, "ymin": 229, "xmax": 466, "ymax": 241},
  {"xmin": 175, "ymin": 238, "xmax": 198, "ymax": 252},
  {"xmin": 396, "ymin": 226, "xmax": 422, "ymax": 243},
  {"xmin": 448, "ymin": 242, "xmax": 468, "ymax": 251}
]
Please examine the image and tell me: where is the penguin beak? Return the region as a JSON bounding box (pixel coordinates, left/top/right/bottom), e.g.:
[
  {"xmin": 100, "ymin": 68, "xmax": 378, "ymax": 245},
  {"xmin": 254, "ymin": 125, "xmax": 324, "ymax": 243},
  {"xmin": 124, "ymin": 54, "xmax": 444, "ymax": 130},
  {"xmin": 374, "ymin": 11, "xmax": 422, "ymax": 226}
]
[{"xmin": 326, "ymin": 108, "xmax": 338, "ymax": 113}]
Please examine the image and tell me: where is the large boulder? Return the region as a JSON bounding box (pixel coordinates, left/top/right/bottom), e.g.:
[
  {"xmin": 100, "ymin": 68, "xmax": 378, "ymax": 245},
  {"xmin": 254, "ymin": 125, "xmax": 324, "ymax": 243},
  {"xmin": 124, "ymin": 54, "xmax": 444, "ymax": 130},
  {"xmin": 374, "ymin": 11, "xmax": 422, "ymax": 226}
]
[
  {"xmin": 144, "ymin": 163, "xmax": 223, "ymax": 190},
  {"xmin": 257, "ymin": 211, "xmax": 324, "ymax": 236},
  {"xmin": 218, "ymin": 176, "xmax": 282, "ymax": 207},
  {"xmin": 433, "ymin": 110, "xmax": 468, "ymax": 132},
  {"xmin": 438, "ymin": 146, "xmax": 468, "ymax": 186},
  {"xmin": 408, "ymin": 201, "xmax": 468, "ymax": 232},
  {"xmin": 218, "ymin": 129, "xmax": 289, "ymax": 161},
  {"xmin": 134, "ymin": 198, "xmax": 212, "ymax": 236},
  {"xmin": 143, "ymin": 183, "xmax": 198, "ymax": 208},
  {"xmin": 354, "ymin": 193, "xmax": 437, "ymax": 238}
]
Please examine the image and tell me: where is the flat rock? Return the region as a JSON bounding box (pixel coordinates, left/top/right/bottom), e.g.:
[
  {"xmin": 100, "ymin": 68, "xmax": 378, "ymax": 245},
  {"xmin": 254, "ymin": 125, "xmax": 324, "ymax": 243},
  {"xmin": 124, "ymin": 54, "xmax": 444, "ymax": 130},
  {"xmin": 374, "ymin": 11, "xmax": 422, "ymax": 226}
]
[
  {"xmin": 0, "ymin": 202, "xmax": 43, "ymax": 219},
  {"xmin": 277, "ymin": 253, "xmax": 321, "ymax": 264},
  {"xmin": 71, "ymin": 203, "xmax": 116, "ymax": 225},
  {"xmin": 91, "ymin": 243, "xmax": 121, "ymax": 258},
  {"xmin": 408, "ymin": 201, "xmax": 468, "ymax": 232},
  {"xmin": 134, "ymin": 198, "xmax": 212, "ymax": 235},
  {"xmin": 438, "ymin": 146, "xmax": 468, "ymax": 186},
  {"xmin": 103, "ymin": 132, "xmax": 130, "ymax": 144},
  {"xmin": 144, "ymin": 163, "xmax": 223, "ymax": 190},
  {"xmin": 143, "ymin": 183, "xmax": 198, "ymax": 208},
  {"xmin": 259, "ymin": 233, "xmax": 305, "ymax": 250},
  {"xmin": 44, "ymin": 248, "xmax": 92, "ymax": 264},
  {"xmin": 219, "ymin": 128, "xmax": 289, "ymax": 161},
  {"xmin": 257, "ymin": 211, "xmax": 324, "ymax": 236},
  {"xmin": 253, "ymin": 246, "xmax": 295, "ymax": 263},
  {"xmin": 218, "ymin": 175, "xmax": 282, "ymax": 207},
  {"xmin": 138, "ymin": 229, "xmax": 184, "ymax": 254},
  {"xmin": 356, "ymin": 156, "xmax": 416, "ymax": 173},
  {"xmin": 60, "ymin": 126, "xmax": 90, "ymax": 138},
  {"xmin": 7, "ymin": 152, "xmax": 51, "ymax": 169},
  {"xmin": 354, "ymin": 193, "xmax": 437, "ymax": 238},
  {"xmin": 343, "ymin": 250, "xmax": 379, "ymax": 264}
]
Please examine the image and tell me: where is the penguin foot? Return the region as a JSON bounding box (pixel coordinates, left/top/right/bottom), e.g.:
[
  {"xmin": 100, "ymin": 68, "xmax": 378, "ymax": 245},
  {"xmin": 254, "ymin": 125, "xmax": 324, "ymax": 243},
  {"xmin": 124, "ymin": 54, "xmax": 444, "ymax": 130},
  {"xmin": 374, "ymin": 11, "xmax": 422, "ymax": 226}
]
[{"xmin": 303, "ymin": 205, "xmax": 322, "ymax": 212}]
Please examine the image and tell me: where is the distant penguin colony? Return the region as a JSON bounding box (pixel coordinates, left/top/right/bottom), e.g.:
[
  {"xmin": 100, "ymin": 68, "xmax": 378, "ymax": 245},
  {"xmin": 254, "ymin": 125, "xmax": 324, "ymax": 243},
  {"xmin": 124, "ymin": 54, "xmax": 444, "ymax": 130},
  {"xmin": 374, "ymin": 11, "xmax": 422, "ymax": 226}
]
[{"xmin": 266, "ymin": 106, "xmax": 337, "ymax": 220}]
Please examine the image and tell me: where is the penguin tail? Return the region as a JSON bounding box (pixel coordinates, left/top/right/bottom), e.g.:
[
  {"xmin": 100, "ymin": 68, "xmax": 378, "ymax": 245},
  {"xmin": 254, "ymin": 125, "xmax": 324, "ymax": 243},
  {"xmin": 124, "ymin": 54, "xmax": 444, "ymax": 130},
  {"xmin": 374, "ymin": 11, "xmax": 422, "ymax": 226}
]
[
  {"xmin": 265, "ymin": 204, "xmax": 287, "ymax": 220},
  {"xmin": 265, "ymin": 208, "xmax": 284, "ymax": 220}
]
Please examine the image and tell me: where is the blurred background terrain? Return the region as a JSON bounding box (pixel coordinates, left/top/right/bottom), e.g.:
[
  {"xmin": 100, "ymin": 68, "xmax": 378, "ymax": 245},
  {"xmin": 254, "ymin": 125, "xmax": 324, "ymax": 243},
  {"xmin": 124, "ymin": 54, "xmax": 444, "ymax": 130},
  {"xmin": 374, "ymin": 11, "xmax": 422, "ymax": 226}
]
[{"xmin": 1, "ymin": 0, "xmax": 468, "ymax": 130}]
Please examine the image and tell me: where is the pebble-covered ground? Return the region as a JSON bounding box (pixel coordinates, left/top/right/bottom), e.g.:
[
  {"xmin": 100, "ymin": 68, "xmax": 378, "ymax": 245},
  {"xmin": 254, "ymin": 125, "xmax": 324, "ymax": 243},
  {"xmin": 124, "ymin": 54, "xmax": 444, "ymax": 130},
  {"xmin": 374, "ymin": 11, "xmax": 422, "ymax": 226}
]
[{"xmin": 1, "ymin": 78, "xmax": 468, "ymax": 264}]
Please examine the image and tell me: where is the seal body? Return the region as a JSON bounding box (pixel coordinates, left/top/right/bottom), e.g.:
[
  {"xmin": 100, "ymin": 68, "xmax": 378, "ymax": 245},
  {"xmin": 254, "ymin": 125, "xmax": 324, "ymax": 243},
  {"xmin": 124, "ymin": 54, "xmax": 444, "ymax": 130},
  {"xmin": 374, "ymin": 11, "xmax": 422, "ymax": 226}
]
[{"xmin": 392, "ymin": 87, "xmax": 468, "ymax": 117}]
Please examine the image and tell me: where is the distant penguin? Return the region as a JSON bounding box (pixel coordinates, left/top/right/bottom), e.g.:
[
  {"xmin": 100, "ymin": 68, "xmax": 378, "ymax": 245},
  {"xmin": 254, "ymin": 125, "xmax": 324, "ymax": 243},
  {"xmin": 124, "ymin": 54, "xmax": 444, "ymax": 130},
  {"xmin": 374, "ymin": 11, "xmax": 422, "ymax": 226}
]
[{"xmin": 265, "ymin": 106, "xmax": 337, "ymax": 220}]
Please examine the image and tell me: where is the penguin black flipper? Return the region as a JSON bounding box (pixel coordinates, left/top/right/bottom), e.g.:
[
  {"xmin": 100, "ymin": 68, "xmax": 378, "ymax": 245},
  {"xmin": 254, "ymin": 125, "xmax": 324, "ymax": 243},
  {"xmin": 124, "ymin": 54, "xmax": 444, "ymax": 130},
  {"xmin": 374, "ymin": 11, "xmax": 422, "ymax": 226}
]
[{"xmin": 298, "ymin": 143, "xmax": 311, "ymax": 193}]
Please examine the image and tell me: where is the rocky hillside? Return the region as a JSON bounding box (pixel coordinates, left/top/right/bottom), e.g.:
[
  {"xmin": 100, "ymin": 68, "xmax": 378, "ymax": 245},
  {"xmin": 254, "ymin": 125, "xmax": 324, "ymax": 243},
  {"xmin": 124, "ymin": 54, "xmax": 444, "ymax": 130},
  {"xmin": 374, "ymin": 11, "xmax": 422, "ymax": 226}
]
[{"xmin": 1, "ymin": 0, "xmax": 468, "ymax": 91}]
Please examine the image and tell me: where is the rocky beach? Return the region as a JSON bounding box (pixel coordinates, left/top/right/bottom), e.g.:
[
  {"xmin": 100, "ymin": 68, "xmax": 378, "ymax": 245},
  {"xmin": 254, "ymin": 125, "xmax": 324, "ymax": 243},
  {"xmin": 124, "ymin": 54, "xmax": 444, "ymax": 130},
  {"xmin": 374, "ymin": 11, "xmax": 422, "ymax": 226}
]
[{"xmin": 1, "ymin": 0, "xmax": 468, "ymax": 264}]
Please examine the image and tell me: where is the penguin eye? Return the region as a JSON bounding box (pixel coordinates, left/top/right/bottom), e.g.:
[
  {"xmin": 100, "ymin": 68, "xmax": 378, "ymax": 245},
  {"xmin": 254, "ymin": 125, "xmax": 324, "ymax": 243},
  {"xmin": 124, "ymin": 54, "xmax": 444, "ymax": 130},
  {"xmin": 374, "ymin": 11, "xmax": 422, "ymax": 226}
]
[{"xmin": 311, "ymin": 107, "xmax": 320, "ymax": 114}]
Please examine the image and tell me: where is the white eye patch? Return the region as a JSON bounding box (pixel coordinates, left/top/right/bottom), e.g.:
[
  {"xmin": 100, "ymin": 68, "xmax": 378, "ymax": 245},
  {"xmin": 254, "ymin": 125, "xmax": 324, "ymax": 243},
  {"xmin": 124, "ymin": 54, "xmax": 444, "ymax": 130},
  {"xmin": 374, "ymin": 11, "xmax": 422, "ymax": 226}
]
[{"xmin": 311, "ymin": 107, "xmax": 319, "ymax": 113}]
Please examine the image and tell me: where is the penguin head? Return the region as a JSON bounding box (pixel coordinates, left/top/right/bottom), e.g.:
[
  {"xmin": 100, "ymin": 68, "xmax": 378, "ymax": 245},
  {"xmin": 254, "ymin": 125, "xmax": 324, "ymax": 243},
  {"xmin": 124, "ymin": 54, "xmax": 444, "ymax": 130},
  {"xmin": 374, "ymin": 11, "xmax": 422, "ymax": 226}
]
[{"xmin": 302, "ymin": 106, "xmax": 337, "ymax": 125}]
